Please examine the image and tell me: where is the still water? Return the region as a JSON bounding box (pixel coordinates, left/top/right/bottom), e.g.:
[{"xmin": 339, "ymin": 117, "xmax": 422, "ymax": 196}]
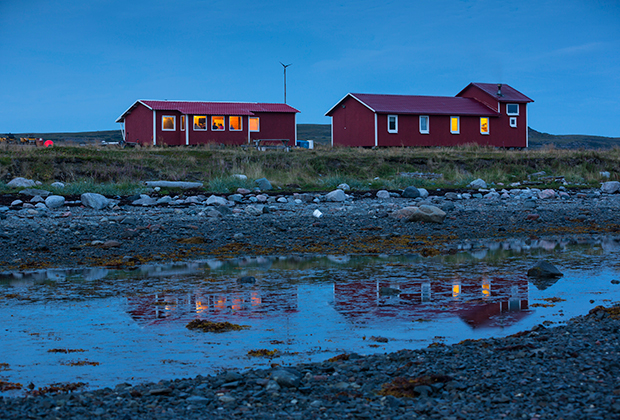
[{"xmin": 1, "ymin": 235, "xmax": 619, "ymax": 395}]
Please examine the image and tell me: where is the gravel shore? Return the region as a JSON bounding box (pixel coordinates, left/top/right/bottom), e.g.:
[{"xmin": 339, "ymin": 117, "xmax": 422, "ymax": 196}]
[{"xmin": 2, "ymin": 186, "xmax": 620, "ymax": 418}]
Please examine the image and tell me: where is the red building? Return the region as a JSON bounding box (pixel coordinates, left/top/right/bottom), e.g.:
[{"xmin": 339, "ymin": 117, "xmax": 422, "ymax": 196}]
[
  {"xmin": 325, "ymin": 83, "xmax": 533, "ymax": 148},
  {"xmin": 116, "ymin": 100, "xmax": 299, "ymax": 146}
]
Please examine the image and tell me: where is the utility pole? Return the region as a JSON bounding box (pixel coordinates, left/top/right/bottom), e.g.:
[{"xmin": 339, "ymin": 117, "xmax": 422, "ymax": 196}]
[{"xmin": 280, "ymin": 62, "xmax": 292, "ymax": 103}]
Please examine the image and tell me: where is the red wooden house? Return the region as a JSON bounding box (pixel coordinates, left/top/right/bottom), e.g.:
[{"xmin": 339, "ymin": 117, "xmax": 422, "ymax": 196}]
[
  {"xmin": 325, "ymin": 83, "xmax": 533, "ymax": 148},
  {"xmin": 116, "ymin": 100, "xmax": 299, "ymax": 146}
]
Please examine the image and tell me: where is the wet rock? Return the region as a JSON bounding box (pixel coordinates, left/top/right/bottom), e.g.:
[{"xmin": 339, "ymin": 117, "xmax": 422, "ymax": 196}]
[
  {"xmin": 255, "ymin": 178, "xmax": 273, "ymax": 191},
  {"xmin": 45, "ymin": 195, "xmax": 65, "ymax": 209},
  {"xmin": 237, "ymin": 276, "xmax": 256, "ymax": 284},
  {"xmin": 132, "ymin": 195, "xmax": 157, "ymax": 206},
  {"xmin": 484, "ymin": 191, "xmax": 500, "ymax": 200},
  {"xmin": 538, "ymin": 189, "xmax": 556, "ymax": 199},
  {"xmin": 30, "ymin": 195, "xmax": 45, "ymax": 203},
  {"xmin": 392, "ymin": 205, "xmax": 446, "ymax": 224},
  {"xmin": 228, "ymin": 194, "xmax": 244, "ymax": 203},
  {"xmin": 157, "ymin": 196, "xmax": 172, "ymax": 204},
  {"xmin": 7, "ymin": 177, "xmax": 36, "ymax": 188},
  {"xmin": 376, "ymin": 190, "xmax": 390, "ymax": 199},
  {"xmin": 81, "ymin": 193, "xmax": 110, "ymax": 210},
  {"xmin": 527, "ymin": 260, "xmax": 563, "ymax": 278},
  {"xmin": 402, "ymin": 186, "xmax": 420, "ymax": 198},
  {"xmin": 10, "ymin": 199, "xmax": 23, "ymax": 207},
  {"xmin": 326, "ymin": 189, "xmax": 346, "ymax": 202},
  {"xmin": 145, "ymin": 181, "xmax": 203, "ymax": 189},
  {"xmin": 271, "ymin": 369, "xmax": 301, "ymax": 388},
  {"xmin": 207, "ymin": 195, "xmax": 227, "ymax": 206},
  {"xmin": 469, "ymin": 178, "xmax": 487, "ymax": 189},
  {"xmin": 601, "ymin": 181, "xmax": 620, "ymax": 194}
]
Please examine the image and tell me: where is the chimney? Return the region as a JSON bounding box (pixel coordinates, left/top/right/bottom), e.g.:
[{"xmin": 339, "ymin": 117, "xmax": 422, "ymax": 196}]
[{"xmin": 497, "ymin": 84, "xmax": 503, "ymax": 97}]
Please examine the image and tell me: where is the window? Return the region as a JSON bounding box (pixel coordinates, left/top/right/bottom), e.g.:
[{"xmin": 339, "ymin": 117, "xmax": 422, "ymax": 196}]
[
  {"xmin": 419, "ymin": 115, "xmax": 429, "ymax": 134},
  {"xmin": 480, "ymin": 117, "xmax": 490, "ymax": 134},
  {"xmin": 450, "ymin": 116, "xmax": 459, "ymax": 134},
  {"xmin": 194, "ymin": 116, "xmax": 207, "ymax": 130},
  {"xmin": 387, "ymin": 115, "xmax": 398, "ymax": 133},
  {"xmin": 212, "ymin": 116, "xmax": 225, "ymax": 131},
  {"xmin": 162, "ymin": 116, "xmax": 175, "ymax": 131},
  {"xmin": 249, "ymin": 117, "xmax": 260, "ymax": 132},
  {"xmin": 510, "ymin": 117, "xmax": 517, "ymax": 128},
  {"xmin": 506, "ymin": 104, "xmax": 519, "ymax": 115},
  {"xmin": 180, "ymin": 115, "xmax": 186, "ymax": 131},
  {"xmin": 229, "ymin": 116, "xmax": 242, "ymax": 131}
]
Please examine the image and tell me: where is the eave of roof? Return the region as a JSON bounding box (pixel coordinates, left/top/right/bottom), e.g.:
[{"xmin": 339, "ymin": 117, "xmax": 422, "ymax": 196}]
[{"xmin": 116, "ymin": 100, "xmax": 299, "ymax": 122}]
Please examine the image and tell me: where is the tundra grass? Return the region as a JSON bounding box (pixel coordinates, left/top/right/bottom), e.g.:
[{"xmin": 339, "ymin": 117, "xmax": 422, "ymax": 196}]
[{"xmin": 0, "ymin": 144, "xmax": 618, "ymax": 195}]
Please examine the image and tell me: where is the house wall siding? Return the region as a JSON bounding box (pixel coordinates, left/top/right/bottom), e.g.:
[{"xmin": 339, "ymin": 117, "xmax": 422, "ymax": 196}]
[
  {"xmin": 125, "ymin": 103, "xmax": 155, "ymax": 145},
  {"xmin": 331, "ymin": 96, "xmax": 375, "ymax": 147}
]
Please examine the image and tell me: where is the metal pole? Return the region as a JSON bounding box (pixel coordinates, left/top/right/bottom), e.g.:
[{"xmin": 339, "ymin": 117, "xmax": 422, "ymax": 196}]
[{"xmin": 280, "ymin": 62, "xmax": 292, "ymax": 103}]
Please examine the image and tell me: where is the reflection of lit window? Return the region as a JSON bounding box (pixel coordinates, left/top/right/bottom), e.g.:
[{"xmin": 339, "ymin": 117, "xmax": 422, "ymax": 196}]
[
  {"xmin": 482, "ymin": 280, "xmax": 490, "ymax": 298},
  {"xmin": 480, "ymin": 117, "xmax": 489, "ymax": 134},
  {"xmin": 194, "ymin": 116, "xmax": 207, "ymax": 130},
  {"xmin": 162, "ymin": 116, "xmax": 175, "ymax": 131},
  {"xmin": 212, "ymin": 116, "xmax": 225, "ymax": 131},
  {"xmin": 249, "ymin": 117, "xmax": 260, "ymax": 132},
  {"xmin": 229, "ymin": 116, "xmax": 242, "ymax": 131},
  {"xmin": 232, "ymin": 297, "xmax": 243, "ymax": 311},
  {"xmin": 251, "ymin": 292, "xmax": 261, "ymax": 306},
  {"xmin": 215, "ymin": 296, "xmax": 226, "ymax": 310},
  {"xmin": 450, "ymin": 116, "xmax": 459, "ymax": 134},
  {"xmin": 452, "ymin": 280, "xmax": 461, "ymax": 298},
  {"xmin": 196, "ymin": 300, "xmax": 209, "ymax": 313},
  {"xmin": 421, "ymin": 283, "xmax": 431, "ymax": 302}
]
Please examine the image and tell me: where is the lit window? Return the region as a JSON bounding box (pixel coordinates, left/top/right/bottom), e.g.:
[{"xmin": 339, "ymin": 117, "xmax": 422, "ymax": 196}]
[
  {"xmin": 249, "ymin": 117, "xmax": 260, "ymax": 132},
  {"xmin": 387, "ymin": 115, "xmax": 398, "ymax": 133},
  {"xmin": 229, "ymin": 116, "xmax": 242, "ymax": 131},
  {"xmin": 194, "ymin": 116, "xmax": 207, "ymax": 130},
  {"xmin": 180, "ymin": 115, "xmax": 186, "ymax": 131},
  {"xmin": 212, "ymin": 116, "xmax": 225, "ymax": 131},
  {"xmin": 450, "ymin": 116, "xmax": 459, "ymax": 134},
  {"xmin": 506, "ymin": 104, "xmax": 519, "ymax": 115},
  {"xmin": 419, "ymin": 115, "xmax": 429, "ymax": 134},
  {"xmin": 480, "ymin": 117, "xmax": 490, "ymax": 135},
  {"xmin": 510, "ymin": 117, "xmax": 517, "ymax": 128},
  {"xmin": 162, "ymin": 116, "xmax": 175, "ymax": 131}
]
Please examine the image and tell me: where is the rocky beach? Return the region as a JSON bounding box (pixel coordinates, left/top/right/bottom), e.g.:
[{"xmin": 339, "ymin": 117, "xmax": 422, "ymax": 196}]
[{"xmin": 1, "ymin": 178, "xmax": 620, "ymax": 419}]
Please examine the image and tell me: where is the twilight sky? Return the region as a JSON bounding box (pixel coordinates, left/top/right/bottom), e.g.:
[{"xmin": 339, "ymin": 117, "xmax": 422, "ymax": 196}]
[{"xmin": 1, "ymin": 0, "xmax": 619, "ymax": 136}]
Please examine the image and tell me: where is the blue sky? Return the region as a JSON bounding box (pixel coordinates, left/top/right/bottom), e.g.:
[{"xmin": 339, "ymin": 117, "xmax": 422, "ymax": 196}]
[{"xmin": 1, "ymin": 0, "xmax": 619, "ymax": 136}]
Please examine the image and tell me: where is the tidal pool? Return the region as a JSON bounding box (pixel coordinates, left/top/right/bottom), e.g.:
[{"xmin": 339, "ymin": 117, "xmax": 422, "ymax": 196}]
[{"xmin": 1, "ymin": 235, "xmax": 619, "ymax": 396}]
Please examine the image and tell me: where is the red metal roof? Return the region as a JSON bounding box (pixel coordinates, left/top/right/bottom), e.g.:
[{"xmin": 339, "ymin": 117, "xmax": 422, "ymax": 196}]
[
  {"xmin": 327, "ymin": 93, "xmax": 499, "ymax": 116},
  {"xmin": 117, "ymin": 100, "xmax": 299, "ymax": 122},
  {"xmin": 458, "ymin": 83, "xmax": 534, "ymax": 103}
]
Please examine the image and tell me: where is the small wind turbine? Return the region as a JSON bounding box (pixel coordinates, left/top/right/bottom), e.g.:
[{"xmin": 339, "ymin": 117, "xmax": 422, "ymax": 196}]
[{"xmin": 280, "ymin": 62, "xmax": 292, "ymax": 103}]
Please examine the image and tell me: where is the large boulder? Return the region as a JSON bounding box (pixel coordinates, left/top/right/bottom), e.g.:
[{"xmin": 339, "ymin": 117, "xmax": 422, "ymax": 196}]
[
  {"xmin": 468, "ymin": 178, "xmax": 487, "ymax": 189},
  {"xmin": 376, "ymin": 190, "xmax": 390, "ymax": 199},
  {"xmin": 527, "ymin": 260, "xmax": 563, "ymax": 278},
  {"xmin": 81, "ymin": 193, "xmax": 110, "ymax": 210},
  {"xmin": 7, "ymin": 177, "xmax": 36, "ymax": 188},
  {"xmin": 601, "ymin": 181, "xmax": 620, "ymax": 194},
  {"xmin": 392, "ymin": 205, "xmax": 446, "ymax": 224},
  {"xmin": 255, "ymin": 178, "xmax": 273, "ymax": 191},
  {"xmin": 402, "ymin": 186, "xmax": 420, "ymax": 198},
  {"xmin": 45, "ymin": 195, "xmax": 65, "ymax": 209},
  {"xmin": 326, "ymin": 189, "xmax": 346, "ymax": 202}
]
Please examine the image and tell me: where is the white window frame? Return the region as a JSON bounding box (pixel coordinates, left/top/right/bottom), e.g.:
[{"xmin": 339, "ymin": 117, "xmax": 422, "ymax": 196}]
[
  {"xmin": 419, "ymin": 115, "xmax": 429, "ymax": 134},
  {"xmin": 211, "ymin": 116, "xmax": 225, "ymax": 131},
  {"xmin": 509, "ymin": 117, "xmax": 517, "ymax": 128},
  {"xmin": 387, "ymin": 115, "xmax": 398, "ymax": 133},
  {"xmin": 480, "ymin": 117, "xmax": 490, "ymax": 135},
  {"xmin": 229, "ymin": 116, "xmax": 243, "ymax": 131},
  {"xmin": 180, "ymin": 115, "xmax": 186, "ymax": 131},
  {"xmin": 249, "ymin": 117, "xmax": 260, "ymax": 132},
  {"xmin": 162, "ymin": 115, "xmax": 176, "ymax": 131},
  {"xmin": 450, "ymin": 116, "xmax": 460, "ymax": 134},
  {"xmin": 193, "ymin": 116, "xmax": 207, "ymax": 131},
  {"xmin": 506, "ymin": 104, "xmax": 519, "ymax": 116}
]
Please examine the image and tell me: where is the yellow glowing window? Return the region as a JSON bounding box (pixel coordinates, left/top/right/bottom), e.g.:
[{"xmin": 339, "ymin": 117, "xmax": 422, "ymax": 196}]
[
  {"xmin": 180, "ymin": 115, "xmax": 186, "ymax": 131},
  {"xmin": 194, "ymin": 116, "xmax": 206, "ymax": 130},
  {"xmin": 450, "ymin": 116, "xmax": 459, "ymax": 134},
  {"xmin": 212, "ymin": 116, "xmax": 225, "ymax": 131},
  {"xmin": 480, "ymin": 117, "xmax": 489, "ymax": 134},
  {"xmin": 249, "ymin": 117, "xmax": 260, "ymax": 132},
  {"xmin": 162, "ymin": 116, "xmax": 175, "ymax": 131},
  {"xmin": 229, "ymin": 116, "xmax": 242, "ymax": 131}
]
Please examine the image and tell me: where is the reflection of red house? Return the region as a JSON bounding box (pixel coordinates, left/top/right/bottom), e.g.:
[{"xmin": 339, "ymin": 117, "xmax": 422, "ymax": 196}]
[
  {"xmin": 127, "ymin": 287, "xmax": 298, "ymax": 326},
  {"xmin": 333, "ymin": 276, "xmax": 530, "ymax": 329},
  {"xmin": 116, "ymin": 100, "xmax": 299, "ymax": 146}
]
